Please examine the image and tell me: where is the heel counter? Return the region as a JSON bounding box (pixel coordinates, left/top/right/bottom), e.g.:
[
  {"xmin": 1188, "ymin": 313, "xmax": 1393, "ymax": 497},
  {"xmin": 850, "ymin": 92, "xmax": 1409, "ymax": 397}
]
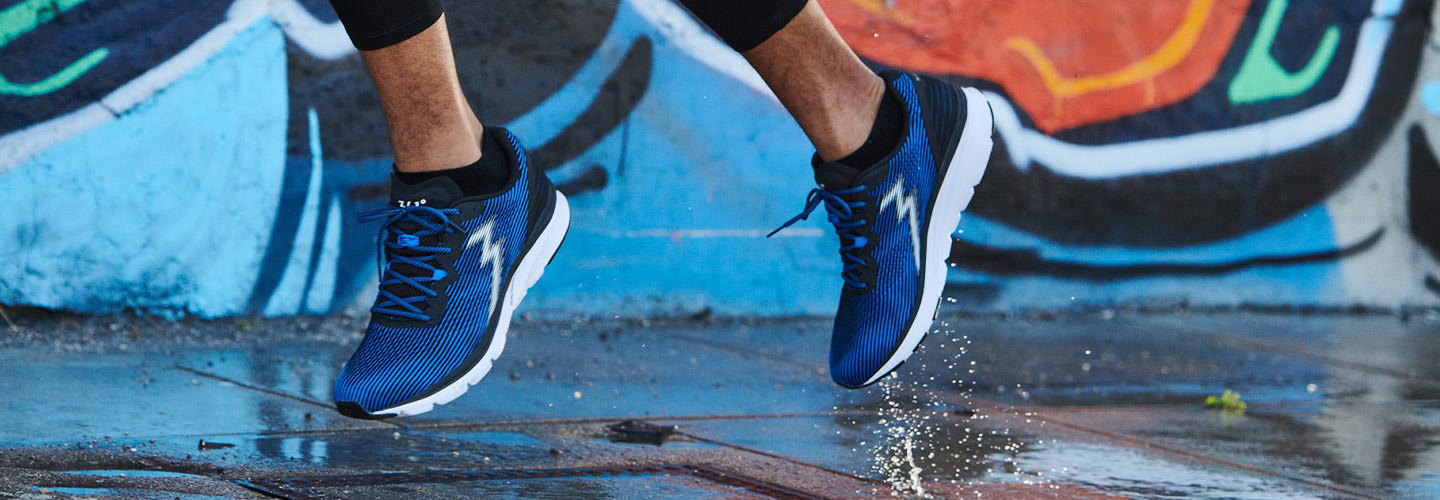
[{"xmin": 917, "ymin": 75, "xmax": 967, "ymax": 169}]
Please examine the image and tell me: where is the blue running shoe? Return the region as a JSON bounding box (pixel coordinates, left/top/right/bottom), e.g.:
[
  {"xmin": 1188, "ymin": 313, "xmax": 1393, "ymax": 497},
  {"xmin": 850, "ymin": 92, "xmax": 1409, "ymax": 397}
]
[
  {"xmin": 333, "ymin": 127, "xmax": 570, "ymax": 418},
  {"xmin": 771, "ymin": 71, "xmax": 993, "ymax": 388}
]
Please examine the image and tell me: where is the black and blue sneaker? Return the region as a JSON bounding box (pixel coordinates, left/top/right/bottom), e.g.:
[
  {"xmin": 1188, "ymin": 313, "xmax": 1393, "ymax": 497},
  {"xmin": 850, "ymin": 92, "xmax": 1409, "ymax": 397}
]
[
  {"xmin": 333, "ymin": 127, "xmax": 569, "ymax": 419},
  {"xmin": 771, "ymin": 71, "xmax": 993, "ymax": 388}
]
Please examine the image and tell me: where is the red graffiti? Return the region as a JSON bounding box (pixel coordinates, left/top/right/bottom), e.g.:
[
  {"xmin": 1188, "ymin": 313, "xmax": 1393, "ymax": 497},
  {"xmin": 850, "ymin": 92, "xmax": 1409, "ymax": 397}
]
[{"xmin": 821, "ymin": 0, "xmax": 1251, "ymax": 133}]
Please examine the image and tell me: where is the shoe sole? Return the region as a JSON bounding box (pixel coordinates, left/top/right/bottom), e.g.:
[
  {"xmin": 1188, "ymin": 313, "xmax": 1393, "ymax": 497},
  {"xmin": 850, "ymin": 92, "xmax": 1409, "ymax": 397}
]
[
  {"xmin": 372, "ymin": 192, "xmax": 572, "ymax": 418},
  {"xmin": 858, "ymin": 87, "xmax": 993, "ymax": 388}
]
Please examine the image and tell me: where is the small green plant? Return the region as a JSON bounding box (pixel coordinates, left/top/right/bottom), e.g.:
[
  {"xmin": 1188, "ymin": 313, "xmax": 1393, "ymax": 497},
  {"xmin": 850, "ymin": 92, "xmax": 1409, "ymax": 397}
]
[{"xmin": 1205, "ymin": 389, "xmax": 1247, "ymax": 414}]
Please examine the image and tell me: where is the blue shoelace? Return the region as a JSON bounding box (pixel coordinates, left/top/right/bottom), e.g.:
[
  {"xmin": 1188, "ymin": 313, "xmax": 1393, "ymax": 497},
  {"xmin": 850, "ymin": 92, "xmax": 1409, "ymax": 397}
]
[
  {"xmin": 360, "ymin": 205, "xmax": 463, "ymax": 321},
  {"xmin": 768, "ymin": 185, "xmax": 869, "ymax": 289}
]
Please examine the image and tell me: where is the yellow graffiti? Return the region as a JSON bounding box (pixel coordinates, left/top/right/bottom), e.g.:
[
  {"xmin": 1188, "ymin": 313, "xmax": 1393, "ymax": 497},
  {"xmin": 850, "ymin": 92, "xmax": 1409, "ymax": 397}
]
[
  {"xmin": 842, "ymin": 0, "xmax": 913, "ymax": 25},
  {"xmin": 1004, "ymin": 0, "xmax": 1214, "ymax": 110}
]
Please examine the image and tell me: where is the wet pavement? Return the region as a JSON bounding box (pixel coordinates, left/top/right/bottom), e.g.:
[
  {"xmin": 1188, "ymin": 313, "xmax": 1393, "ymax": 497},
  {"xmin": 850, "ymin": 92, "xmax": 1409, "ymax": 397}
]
[{"xmin": 1, "ymin": 310, "xmax": 1438, "ymax": 498}]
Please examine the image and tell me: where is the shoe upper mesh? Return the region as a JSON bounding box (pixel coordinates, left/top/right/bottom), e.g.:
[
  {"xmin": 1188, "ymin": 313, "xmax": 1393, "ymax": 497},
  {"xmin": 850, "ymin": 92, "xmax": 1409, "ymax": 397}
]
[
  {"xmin": 829, "ymin": 74, "xmax": 947, "ymax": 387},
  {"xmin": 334, "ymin": 132, "xmax": 536, "ymax": 413}
]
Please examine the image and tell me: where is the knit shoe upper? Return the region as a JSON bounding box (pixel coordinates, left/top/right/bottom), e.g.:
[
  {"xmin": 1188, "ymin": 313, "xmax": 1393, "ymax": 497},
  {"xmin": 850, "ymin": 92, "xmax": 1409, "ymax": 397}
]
[
  {"xmin": 333, "ymin": 127, "xmax": 566, "ymax": 418},
  {"xmin": 772, "ymin": 71, "xmax": 992, "ymax": 388}
]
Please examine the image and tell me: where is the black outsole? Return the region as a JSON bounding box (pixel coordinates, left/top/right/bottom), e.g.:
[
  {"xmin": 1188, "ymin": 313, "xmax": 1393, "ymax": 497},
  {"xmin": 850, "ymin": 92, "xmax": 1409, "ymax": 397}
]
[{"xmin": 335, "ymin": 401, "xmax": 396, "ymax": 420}]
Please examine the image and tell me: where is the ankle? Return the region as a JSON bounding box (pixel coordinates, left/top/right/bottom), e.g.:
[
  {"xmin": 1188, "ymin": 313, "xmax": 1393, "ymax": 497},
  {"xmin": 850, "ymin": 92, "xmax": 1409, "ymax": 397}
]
[
  {"xmin": 815, "ymin": 75, "xmax": 888, "ymax": 162},
  {"xmin": 827, "ymin": 83, "xmax": 901, "ymax": 170},
  {"xmin": 392, "ymin": 109, "xmax": 485, "ymax": 172},
  {"xmin": 393, "ymin": 137, "xmax": 482, "ymax": 173},
  {"xmin": 393, "ymin": 127, "xmax": 511, "ymax": 196}
]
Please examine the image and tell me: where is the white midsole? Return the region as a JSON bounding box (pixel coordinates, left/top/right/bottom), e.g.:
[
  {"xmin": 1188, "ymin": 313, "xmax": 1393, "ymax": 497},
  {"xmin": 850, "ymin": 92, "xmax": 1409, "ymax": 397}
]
[
  {"xmin": 381, "ymin": 192, "xmax": 572, "ymax": 417},
  {"xmin": 862, "ymin": 87, "xmax": 994, "ymax": 387}
]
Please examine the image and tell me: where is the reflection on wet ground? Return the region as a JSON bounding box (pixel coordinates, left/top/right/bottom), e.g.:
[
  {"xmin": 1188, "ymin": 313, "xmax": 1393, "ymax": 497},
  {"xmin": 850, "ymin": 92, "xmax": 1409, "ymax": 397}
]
[
  {"xmin": 306, "ymin": 474, "xmax": 755, "ymax": 500},
  {"xmin": 1, "ymin": 311, "xmax": 1437, "ymax": 498}
]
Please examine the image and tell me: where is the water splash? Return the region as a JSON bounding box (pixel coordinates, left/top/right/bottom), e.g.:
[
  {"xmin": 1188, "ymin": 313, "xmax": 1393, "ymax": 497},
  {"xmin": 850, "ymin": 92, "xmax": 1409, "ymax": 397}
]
[
  {"xmin": 858, "ymin": 319, "xmax": 1045, "ymax": 496},
  {"xmin": 871, "ymin": 378, "xmax": 934, "ymax": 497}
]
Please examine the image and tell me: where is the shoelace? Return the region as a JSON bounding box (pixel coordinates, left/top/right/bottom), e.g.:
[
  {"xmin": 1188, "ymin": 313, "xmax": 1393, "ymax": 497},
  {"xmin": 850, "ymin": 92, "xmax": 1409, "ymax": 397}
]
[
  {"xmin": 768, "ymin": 185, "xmax": 870, "ymax": 289},
  {"xmin": 360, "ymin": 205, "xmax": 463, "ymax": 321}
]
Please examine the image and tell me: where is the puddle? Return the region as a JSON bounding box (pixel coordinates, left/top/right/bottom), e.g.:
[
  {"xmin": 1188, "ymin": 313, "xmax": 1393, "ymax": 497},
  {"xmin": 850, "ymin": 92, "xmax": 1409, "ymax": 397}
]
[
  {"xmin": 65, "ymin": 469, "xmax": 205, "ymax": 479},
  {"xmin": 176, "ymin": 428, "xmax": 571, "ymax": 468},
  {"xmin": 29, "ymin": 486, "xmax": 229, "ymax": 499},
  {"xmin": 256, "ymin": 466, "xmax": 783, "ymax": 500},
  {"xmin": 309, "ymin": 475, "xmax": 751, "ymax": 500},
  {"xmin": 31, "ymin": 486, "xmax": 116, "ymax": 496},
  {"xmin": 441, "ymin": 431, "xmax": 545, "ymax": 447},
  {"xmin": 1011, "ymin": 441, "xmax": 1323, "ymax": 499},
  {"xmin": 1397, "ymin": 471, "xmax": 1440, "ymax": 500}
]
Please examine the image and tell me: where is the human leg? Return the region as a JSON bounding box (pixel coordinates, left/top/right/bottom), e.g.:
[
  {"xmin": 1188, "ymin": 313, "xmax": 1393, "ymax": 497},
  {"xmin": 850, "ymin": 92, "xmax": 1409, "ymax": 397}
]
[
  {"xmin": 326, "ymin": 1, "xmax": 570, "ymax": 418},
  {"xmin": 683, "ymin": 0, "xmax": 996, "ymax": 387}
]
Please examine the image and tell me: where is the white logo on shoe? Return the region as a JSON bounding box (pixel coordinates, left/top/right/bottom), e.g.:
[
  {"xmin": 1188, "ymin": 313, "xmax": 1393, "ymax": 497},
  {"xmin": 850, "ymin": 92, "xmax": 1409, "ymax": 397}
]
[
  {"xmin": 465, "ymin": 218, "xmax": 506, "ymax": 319},
  {"xmin": 878, "ymin": 177, "xmax": 922, "ymax": 271}
]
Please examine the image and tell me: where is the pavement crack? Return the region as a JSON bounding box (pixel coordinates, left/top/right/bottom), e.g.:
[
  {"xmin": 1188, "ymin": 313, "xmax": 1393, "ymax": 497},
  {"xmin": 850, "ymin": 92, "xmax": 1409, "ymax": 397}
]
[
  {"xmin": 171, "ymin": 364, "xmax": 405, "ymax": 428},
  {"xmin": 667, "ymin": 333, "xmax": 827, "ymax": 373}
]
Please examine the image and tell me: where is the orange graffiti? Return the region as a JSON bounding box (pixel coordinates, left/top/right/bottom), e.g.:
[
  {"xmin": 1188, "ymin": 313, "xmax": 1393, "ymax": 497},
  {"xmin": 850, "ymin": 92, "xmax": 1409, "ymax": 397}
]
[
  {"xmin": 821, "ymin": 0, "xmax": 1251, "ymax": 133},
  {"xmin": 841, "ymin": 0, "xmax": 914, "ymax": 24}
]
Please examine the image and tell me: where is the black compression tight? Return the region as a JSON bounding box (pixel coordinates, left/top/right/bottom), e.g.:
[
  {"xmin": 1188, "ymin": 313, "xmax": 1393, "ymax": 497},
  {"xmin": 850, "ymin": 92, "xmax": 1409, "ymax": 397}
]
[
  {"xmin": 328, "ymin": 0, "xmax": 808, "ymax": 52},
  {"xmin": 675, "ymin": 0, "xmax": 808, "ymax": 52}
]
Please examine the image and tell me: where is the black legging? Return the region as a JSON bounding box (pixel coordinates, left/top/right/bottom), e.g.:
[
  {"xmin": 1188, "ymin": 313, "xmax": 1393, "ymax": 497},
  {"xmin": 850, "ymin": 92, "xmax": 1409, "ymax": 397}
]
[{"xmin": 329, "ymin": 0, "xmax": 808, "ymax": 52}]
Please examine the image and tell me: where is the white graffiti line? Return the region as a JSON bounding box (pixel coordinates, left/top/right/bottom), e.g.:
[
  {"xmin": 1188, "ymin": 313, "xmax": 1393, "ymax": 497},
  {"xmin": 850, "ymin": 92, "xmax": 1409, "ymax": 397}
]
[
  {"xmin": 994, "ymin": 0, "xmax": 1399, "ymax": 179},
  {"xmin": 878, "ymin": 176, "xmax": 921, "ymax": 271},
  {"xmin": 262, "ymin": 106, "xmax": 328, "ymax": 316},
  {"xmin": 267, "ymin": 0, "xmax": 353, "ymax": 61},
  {"xmin": 503, "ymin": 5, "xmax": 637, "ymax": 146},
  {"xmin": 0, "ymin": 0, "xmax": 269, "ymax": 175},
  {"xmin": 0, "ymin": 0, "xmax": 352, "ymax": 175},
  {"xmin": 626, "ymin": 0, "xmax": 773, "ymax": 99},
  {"xmin": 464, "ymin": 218, "xmax": 507, "ymax": 319},
  {"xmin": 506, "ymin": 0, "xmax": 775, "ymax": 146}
]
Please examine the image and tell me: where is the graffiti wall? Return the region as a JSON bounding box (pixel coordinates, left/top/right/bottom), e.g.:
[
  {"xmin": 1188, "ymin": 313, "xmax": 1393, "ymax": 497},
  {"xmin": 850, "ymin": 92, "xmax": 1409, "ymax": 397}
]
[
  {"xmin": 1, "ymin": 0, "xmax": 1436, "ymax": 317},
  {"xmin": 825, "ymin": 0, "xmax": 1440, "ymax": 310}
]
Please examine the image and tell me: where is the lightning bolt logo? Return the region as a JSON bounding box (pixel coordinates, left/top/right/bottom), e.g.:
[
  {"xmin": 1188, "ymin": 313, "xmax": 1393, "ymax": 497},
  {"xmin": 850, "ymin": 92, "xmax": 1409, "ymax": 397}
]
[
  {"xmin": 464, "ymin": 217, "xmax": 507, "ymax": 320},
  {"xmin": 878, "ymin": 176, "xmax": 922, "ymax": 271}
]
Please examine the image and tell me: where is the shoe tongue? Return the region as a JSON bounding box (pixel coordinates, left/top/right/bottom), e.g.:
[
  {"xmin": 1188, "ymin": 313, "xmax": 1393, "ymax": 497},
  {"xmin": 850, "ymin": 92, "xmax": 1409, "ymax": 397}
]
[
  {"xmin": 812, "ymin": 159, "xmax": 862, "ymax": 191},
  {"xmin": 379, "ymin": 175, "xmax": 462, "ymax": 321},
  {"xmin": 389, "ymin": 174, "xmax": 463, "ymax": 207}
]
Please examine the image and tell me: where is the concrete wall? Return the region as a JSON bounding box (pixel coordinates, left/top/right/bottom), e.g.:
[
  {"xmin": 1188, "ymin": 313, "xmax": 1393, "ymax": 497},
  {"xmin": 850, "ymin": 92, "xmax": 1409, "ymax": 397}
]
[{"xmin": 1, "ymin": 0, "xmax": 1437, "ymax": 317}]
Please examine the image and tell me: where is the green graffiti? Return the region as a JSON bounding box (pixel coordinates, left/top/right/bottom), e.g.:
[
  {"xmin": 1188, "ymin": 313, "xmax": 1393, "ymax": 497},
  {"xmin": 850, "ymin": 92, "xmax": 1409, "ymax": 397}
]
[
  {"xmin": 1227, "ymin": 0, "xmax": 1340, "ymax": 104},
  {"xmin": 0, "ymin": 0, "xmax": 107, "ymax": 97}
]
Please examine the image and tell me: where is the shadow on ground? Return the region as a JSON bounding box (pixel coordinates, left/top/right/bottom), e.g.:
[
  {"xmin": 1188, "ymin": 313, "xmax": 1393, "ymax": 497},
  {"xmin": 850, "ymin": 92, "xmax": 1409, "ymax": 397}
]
[{"xmin": 2, "ymin": 310, "xmax": 1438, "ymax": 498}]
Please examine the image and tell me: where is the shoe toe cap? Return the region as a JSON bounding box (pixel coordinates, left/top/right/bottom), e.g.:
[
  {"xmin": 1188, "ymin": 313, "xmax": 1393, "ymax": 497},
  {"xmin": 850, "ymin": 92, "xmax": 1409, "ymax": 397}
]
[
  {"xmin": 332, "ymin": 340, "xmax": 450, "ymax": 415},
  {"xmin": 333, "ymin": 400, "xmax": 395, "ymax": 420},
  {"xmin": 829, "ymin": 320, "xmax": 905, "ymax": 388},
  {"xmin": 332, "ymin": 364, "xmax": 412, "ymax": 417}
]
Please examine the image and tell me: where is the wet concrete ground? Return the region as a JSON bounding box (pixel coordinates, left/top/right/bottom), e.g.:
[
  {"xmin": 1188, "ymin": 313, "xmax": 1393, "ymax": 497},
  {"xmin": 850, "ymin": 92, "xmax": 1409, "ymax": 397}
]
[{"xmin": 1, "ymin": 310, "xmax": 1438, "ymax": 498}]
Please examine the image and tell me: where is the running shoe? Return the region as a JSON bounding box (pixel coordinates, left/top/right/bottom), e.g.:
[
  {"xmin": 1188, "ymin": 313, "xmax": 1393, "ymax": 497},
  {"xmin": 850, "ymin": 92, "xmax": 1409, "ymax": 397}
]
[
  {"xmin": 771, "ymin": 71, "xmax": 993, "ymax": 388},
  {"xmin": 333, "ymin": 127, "xmax": 569, "ymax": 418}
]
